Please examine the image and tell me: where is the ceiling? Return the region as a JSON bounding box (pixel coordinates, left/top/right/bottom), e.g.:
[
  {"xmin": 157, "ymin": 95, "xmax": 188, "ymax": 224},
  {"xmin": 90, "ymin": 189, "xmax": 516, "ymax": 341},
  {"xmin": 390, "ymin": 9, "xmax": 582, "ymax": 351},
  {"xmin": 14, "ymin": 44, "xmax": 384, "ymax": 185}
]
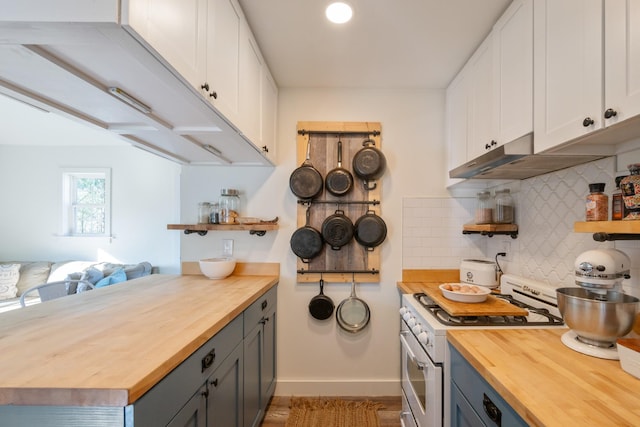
[
  {"xmin": 0, "ymin": 0, "xmax": 511, "ymax": 146},
  {"xmin": 238, "ymin": 0, "xmax": 511, "ymax": 89}
]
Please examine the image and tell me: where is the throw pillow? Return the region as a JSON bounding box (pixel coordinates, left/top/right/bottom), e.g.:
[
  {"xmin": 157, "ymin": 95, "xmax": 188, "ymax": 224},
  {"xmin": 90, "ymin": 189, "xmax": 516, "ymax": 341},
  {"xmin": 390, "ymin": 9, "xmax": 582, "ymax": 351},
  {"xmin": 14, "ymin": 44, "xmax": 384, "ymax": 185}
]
[
  {"xmin": 95, "ymin": 268, "xmax": 127, "ymax": 288},
  {"xmin": 80, "ymin": 267, "xmax": 104, "ymax": 285},
  {"xmin": 0, "ymin": 264, "xmax": 20, "ymax": 300}
]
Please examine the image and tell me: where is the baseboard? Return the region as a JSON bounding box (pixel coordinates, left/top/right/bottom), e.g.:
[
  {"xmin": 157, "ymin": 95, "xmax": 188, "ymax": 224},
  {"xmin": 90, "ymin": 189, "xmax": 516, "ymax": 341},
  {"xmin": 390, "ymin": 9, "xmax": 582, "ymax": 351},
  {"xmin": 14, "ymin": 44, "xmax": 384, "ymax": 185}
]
[{"xmin": 273, "ymin": 379, "xmax": 401, "ymax": 396}]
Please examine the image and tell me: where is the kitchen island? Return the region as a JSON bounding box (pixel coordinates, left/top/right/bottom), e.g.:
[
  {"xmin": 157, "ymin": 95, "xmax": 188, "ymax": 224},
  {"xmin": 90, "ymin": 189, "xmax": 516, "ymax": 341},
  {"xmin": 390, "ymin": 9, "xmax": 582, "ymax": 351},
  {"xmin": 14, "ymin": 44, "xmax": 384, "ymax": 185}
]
[
  {"xmin": 0, "ymin": 264, "xmax": 279, "ymax": 426},
  {"xmin": 448, "ymin": 329, "xmax": 640, "ymax": 427}
]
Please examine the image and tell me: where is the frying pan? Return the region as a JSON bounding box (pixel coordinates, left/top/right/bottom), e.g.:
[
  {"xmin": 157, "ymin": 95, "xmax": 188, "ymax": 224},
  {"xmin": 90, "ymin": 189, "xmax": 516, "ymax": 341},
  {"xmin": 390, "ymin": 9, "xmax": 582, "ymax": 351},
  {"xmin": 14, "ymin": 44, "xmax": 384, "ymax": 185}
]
[
  {"xmin": 336, "ymin": 281, "xmax": 370, "ymax": 333},
  {"xmin": 352, "ymin": 138, "xmax": 386, "ymax": 191},
  {"xmin": 289, "ymin": 137, "xmax": 323, "ymax": 200},
  {"xmin": 290, "ymin": 206, "xmax": 323, "ymax": 262},
  {"xmin": 354, "ymin": 210, "xmax": 387, "ymax": 250},
  {"xmin": 308, "ymin": 278, "xmax": 334, "ymax": 320},
  {"xmin": 325, "ymin": 140, "xmax": 353, "ymax": 197},
  {"xmin": 321, "ymin": 209, "xmax": 354, "ymax": 250}
]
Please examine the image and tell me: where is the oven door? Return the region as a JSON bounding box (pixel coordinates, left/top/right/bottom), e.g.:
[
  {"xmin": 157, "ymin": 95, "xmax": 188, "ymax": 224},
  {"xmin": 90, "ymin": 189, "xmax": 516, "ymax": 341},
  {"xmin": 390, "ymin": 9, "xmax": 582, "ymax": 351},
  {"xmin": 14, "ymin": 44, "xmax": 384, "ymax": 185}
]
[{"xmin": 400, "ymin": 322, "xmax": 442, "ymax": 427}]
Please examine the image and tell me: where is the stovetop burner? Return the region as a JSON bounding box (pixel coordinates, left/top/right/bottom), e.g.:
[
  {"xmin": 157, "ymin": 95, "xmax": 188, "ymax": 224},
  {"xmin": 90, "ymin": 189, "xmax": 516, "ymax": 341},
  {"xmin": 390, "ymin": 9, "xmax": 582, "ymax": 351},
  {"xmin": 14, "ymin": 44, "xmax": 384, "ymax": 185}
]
[{"xmin": 413, "ymin": 292, "xmax": 564, "ymax": 327}]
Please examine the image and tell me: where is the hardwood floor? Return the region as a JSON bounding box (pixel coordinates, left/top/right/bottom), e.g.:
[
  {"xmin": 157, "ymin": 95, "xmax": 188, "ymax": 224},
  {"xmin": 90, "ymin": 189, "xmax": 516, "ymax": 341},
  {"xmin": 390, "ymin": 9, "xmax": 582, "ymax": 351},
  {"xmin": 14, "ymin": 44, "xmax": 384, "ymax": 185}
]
[{"xmin": 260, "ymin": 395, "xmax": 402, "ymax": 427}]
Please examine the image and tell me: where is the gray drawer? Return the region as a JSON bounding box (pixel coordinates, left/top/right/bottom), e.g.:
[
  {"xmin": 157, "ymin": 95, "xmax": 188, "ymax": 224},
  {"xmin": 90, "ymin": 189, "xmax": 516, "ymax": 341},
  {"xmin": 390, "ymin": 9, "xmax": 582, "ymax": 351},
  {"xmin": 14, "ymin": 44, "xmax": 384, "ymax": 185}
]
[{"xmin": 244, "ymin": 286, "xmax": 277, "ymax": 336}]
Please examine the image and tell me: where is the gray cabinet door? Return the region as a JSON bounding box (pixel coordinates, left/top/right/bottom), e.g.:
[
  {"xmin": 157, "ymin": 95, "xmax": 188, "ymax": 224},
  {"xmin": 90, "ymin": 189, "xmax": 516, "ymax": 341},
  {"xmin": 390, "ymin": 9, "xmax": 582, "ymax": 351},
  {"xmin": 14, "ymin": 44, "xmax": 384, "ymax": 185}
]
[
  {"xmin": 261, "ymin": 308, "xmax": 276, "ymax": 405},
  {"xmin": 167, "ymin": 385, "xmax": 207, "ymax": 427},
  {"xmin": 207, "ymin": 343, "xmax": 244, "ymax": 427},
  {"xmin": 243, "ymin": 323, "xmax": 262, "ymax": 427}
]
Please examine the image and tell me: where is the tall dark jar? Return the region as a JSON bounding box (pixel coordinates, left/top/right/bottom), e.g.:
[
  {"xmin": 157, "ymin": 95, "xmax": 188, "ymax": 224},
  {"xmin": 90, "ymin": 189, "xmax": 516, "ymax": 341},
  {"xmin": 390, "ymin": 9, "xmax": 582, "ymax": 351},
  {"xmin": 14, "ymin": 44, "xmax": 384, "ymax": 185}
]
[{"xmin": 620, "ymin": 164, "xmax": 640, "ymax": 220}]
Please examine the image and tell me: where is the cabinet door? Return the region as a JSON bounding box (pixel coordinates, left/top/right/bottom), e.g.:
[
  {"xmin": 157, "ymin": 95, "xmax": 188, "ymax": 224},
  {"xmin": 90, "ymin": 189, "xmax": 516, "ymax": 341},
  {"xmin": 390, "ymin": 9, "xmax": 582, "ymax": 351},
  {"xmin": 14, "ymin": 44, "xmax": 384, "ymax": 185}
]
[
  {"xmin": 467, "ymin": 35, "xmax": 495, "ymax": 160},
  {"xmin": 445, "ymin": 66, "xmax": 470, "ymax": 186},
  {"xmin": 207, "ymin": 344, "xmax": 243, "ymax": 427},
  {"xmin": 167, "ymin": 385, "xmax": 207, "ymax": 427},
  {"xmin": 533, "ymin": 0, "xmax": 603, "ymax": 153},
  {"xmin": 206, "ymin": 0, "xmax": 241, "ymax": 125},
  {"xmin": 492, "ymin": 0, "xmax": 533, "ymax": 145},
  {"xmin": 261, "ymin": 309, "xmax": 276, "ymax": 403},
  {"xmin": 605, "ymin": 0, "xmax": 640, "ymax": 125},
  {"xmin": 243, "ymin": 323, "xmax": 262, "ymax": 427},
  {"xmin": 260, "ymin": 66, "xmax": 278, "ymax": 163},
  {"xmin": 131, "ymin": 0, "xmax": 207, "ymax": 89},
  {"xmin": 239, "ymin": 24, "xmax": 262, "ymax": 145},
  {"xmin": 451, "ymin": 383, "xmax": 485, "ymax": 427}
]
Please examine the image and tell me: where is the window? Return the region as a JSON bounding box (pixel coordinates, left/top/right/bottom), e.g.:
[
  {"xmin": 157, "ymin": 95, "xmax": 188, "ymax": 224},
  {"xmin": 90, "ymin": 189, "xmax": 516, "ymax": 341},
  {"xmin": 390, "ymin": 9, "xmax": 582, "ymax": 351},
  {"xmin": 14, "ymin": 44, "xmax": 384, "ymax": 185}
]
[{"xmin": 61, "ymin": 168, "xmax": 111, "ymax": 236}]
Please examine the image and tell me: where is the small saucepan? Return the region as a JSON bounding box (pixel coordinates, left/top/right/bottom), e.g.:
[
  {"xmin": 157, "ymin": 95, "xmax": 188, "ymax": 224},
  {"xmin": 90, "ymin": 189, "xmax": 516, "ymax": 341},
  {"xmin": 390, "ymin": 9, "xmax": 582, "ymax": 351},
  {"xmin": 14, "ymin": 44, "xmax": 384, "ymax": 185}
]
[
  {"xmin": 352, "ymin": 138, "xmax": 386, "ymax": 191},
  {"xmin": 321, "ymin": 209, "xmax": 354, "ymax": 250},
  {"xmin": 290, "ymin": 207, "xmax": 323, "ymax": 262},
  {"xmin": 325, "ymin": 139, "xmax": 353, "ymax": 197},
  {"xmin": 289, "ymin": 137, "xmax": 323, "ymax": 200},
  {"xmin": 354, "ymin": 210, "xmax": 387, "ymax": 250},
  {"xmin": 308, "ymin": 278, "xmax": 334, "ymax": 320},
  {"xmin": 336, "ymin": 281, "xmax": 370, "ymax": 333}
]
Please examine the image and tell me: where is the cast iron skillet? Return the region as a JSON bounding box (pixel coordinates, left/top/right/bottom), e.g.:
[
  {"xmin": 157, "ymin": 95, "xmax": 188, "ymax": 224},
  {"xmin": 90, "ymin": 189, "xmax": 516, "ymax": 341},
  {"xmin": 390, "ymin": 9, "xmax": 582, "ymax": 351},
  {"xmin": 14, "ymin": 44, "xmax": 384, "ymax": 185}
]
[
  {"xmin": 336, "ymin": 281, "xmax": 370, "ymax": 333},
  {"xmin": 321, "ymin": 209, "xmax": 354, "ymax": 250},
  {"xmin": 352, "ymin": 138, "xmax": 386, "ymax": 191},
  {"xmin": 290, "ymin": 138, "xmax": 323, "ymax": 200},
  {"xmin": 354, "ymin": 210, "xmax": 387, "ymax": 250},
  {"xmin": 290, "ymin": 207, "xmax": 323, "ymax": 262},
  {"xmin": 325, "ymin": 140, "xmax": 353, "ymax": 197},
  {"xmin": 309, "ymin": 278, "xmax": 334, "ymax": 320}
]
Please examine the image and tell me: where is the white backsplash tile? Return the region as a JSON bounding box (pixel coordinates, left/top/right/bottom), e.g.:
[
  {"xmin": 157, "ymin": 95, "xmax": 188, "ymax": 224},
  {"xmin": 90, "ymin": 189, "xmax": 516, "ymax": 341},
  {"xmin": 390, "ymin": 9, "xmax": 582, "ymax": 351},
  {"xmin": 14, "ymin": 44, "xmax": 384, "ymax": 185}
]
[{"xmin": 403, "ymin": 157, "xmax": 640, "ymax": 298}]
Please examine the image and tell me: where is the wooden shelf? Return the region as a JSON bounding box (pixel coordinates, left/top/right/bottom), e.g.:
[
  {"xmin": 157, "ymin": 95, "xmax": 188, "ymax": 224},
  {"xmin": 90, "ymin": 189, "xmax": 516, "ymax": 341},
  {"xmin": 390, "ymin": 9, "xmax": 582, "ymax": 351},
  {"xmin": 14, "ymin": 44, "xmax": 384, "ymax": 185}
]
[
  {"xmin": 462, "ymin": 223, "xmax": 518, "ymax": 238},
  {"xmin": 574, "ymin": 221, "xmax": 640, "ymax": 241},
  {"xmin": 167, "ymin": 223, "xmax": 278, "ymax": 236}
]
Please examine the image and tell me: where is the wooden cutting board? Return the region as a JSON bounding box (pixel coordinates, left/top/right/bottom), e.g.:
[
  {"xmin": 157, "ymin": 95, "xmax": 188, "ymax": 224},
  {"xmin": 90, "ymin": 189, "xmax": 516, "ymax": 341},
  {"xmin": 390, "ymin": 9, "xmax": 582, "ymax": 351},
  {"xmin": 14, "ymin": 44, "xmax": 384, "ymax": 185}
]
[{"xmin": 422, "ymin": 283, "xmax": 528, "ymax": 317}]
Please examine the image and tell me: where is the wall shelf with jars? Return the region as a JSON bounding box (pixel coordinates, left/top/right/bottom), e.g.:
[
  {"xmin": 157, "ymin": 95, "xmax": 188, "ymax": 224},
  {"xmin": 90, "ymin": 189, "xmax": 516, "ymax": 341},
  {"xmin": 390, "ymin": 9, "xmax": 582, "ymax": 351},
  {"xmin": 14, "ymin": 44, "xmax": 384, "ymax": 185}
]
[
  {"xmin": 462, "ymin": 223, "xmax": 518, "ymax": 238},
  {"xmin": 167, "ymin": 220, "xmax": 279, "ymax": 237},
  {"xmin": 574, "ymin": 221, "xmax": 640, "ymax": 241}
]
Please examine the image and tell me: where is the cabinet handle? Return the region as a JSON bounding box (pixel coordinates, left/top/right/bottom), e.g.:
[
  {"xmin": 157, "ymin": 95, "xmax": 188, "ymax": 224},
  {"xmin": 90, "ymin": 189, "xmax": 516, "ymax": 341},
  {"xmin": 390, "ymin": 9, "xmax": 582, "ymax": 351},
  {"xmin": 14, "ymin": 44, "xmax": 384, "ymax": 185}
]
[
  {"xmin": 583, "ymin": 117, "xmax": 595, "ymax": 127},
  {"xmin": 261, "ymin": 300, "xmax": 268, "ymax": 311},
  {"xmin": 262, "ymin": 145, "xmax": 269, "ymax": 153},
  {"xmin": 604, "ymin": 108, "xmax": 618, "ymax": 119},
  {"xmin": 201, "ymin": 82, "xmax": 210, "ymax": 91},
  {"xmin": 491, "ymin": 140, "xmax": 497, "ymax": 146},
  {"xmin": 209, "ymin": 91, "xmax": 218, "ymax": 99},
  {"xmin": 260, "ymin": 316, "xmax": 269, "ymax": 325},
  {"xmin": 201, "ymin": 348, "xmax": 216, "ymax": 372},
  {"xmin": 482, "ymin": 393, "xmax": 502, "ymax": 426},
  {"xmin": 485, "ymin": 143, "xmax": 491, "ymax": 150},
  {"xmin": 201, "ymin": 389, "xmax": 209, "ymax": 398},
  {"xmin": 210, "ymin": 378, "xmax": 218, "ymax": 388}
]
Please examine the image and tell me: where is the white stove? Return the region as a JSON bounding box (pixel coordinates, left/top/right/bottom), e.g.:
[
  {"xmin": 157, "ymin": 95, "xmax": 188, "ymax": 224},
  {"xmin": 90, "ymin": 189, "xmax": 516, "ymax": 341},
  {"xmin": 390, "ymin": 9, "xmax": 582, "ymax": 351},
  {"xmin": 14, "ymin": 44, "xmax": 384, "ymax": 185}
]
[{"xmin": 399, "ymin": 274, "xmax": 567, "ymax": 427}]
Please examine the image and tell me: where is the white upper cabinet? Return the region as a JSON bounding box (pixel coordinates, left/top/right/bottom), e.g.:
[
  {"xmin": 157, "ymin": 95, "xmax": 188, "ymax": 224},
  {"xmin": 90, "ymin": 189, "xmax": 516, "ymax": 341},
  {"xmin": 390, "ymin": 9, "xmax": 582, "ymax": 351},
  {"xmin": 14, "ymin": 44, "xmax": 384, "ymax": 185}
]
[
  {"xmin": 445, "ymin": 67, "xmax": 469, "ymax": 187},
  {"xmin": 467, "ymin": 35, "xmax": 495, "ymax": 161},
  {"xmin": 261, "ymin": 66, "xmax": 278, "ymax": 163}
]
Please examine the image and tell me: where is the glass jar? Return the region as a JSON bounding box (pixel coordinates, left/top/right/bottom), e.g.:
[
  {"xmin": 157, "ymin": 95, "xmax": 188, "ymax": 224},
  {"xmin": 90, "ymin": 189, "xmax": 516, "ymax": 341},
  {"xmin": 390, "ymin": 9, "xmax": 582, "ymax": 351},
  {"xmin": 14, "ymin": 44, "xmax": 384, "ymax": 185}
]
[
  {"xmin": 219, "ymin": 189, "xmax": 240, "ymax": 224},
  {"xmin": 585, "ymin": 183, "xmax": 608, "ymax": 221},
  {"xmin": 494, "ymin": 189, "xmax": 514, "ymax": 224},
  {"xmin": 209, "ymin": 202, "xmax": 220, "ymax": 224},
  {"xmin": 621, "ymin": 164, "xmax": 640, "ymax": 220},
  {"xmin": 612, "ymin": 176, "xmax": 627, "ymax": 221},
  {"xmin": 475, "ymin": 191, "xmax": 494, "ymax": 224},
  {"xmin": 198, "ymin": 202, "xmax": 211, "ymax": 224}
]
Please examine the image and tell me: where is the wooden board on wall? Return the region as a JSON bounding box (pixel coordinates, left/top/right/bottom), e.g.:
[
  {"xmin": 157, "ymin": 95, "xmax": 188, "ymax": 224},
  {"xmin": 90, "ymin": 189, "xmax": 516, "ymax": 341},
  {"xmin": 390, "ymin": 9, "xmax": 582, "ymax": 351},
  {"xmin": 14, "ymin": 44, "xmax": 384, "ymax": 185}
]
[{"xmin": 295, "ymin": 121, "xmax": 382, "ymax": 283}]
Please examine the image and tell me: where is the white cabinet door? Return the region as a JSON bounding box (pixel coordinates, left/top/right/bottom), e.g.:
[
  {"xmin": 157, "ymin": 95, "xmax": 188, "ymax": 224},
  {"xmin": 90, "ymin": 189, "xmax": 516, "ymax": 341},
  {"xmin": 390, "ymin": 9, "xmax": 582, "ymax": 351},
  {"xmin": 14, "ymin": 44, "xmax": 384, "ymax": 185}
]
[
  {"xmin": 128, "ymin": 0, "xmax": 207, "ymax": 89},
  {"xmin": 239, "ymin": 23, "xmax": 262, "ymax": 145},
  {"xmin": 206, "ymin": 0, "xmax": 241, "ymax": 126},
  {"xmin": 260, "ymin": 67, "xmax": 278, "ymax": 162},
  {"xmin": 467, "ymin": 35, "xmax": 495, "ymax": 160},
  {"xmin": 492, "ymin": 0, "xmax": 533, "ymax": 145},
  {"xmin": 445, "ymin": 67, "xmax": 469, "ymax": 186},
  {"xmin": 533, "ymin": 0, "xmax": 603, "ymax": 153},
  {"xmin": 605, "ymin": 0, "xmax": 640, "ymax": 125}
]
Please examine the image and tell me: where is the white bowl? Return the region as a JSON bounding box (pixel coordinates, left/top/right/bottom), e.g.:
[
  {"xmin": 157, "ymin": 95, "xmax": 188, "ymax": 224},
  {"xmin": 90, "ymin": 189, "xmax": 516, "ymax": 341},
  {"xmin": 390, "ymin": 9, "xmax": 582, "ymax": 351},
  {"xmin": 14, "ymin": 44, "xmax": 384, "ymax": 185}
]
[
  {"xmin": 199, "ymin": 258, "xmax": 236, "ymax": 279},
  {"xmin": 439, "ymin": 283, "xmax": 491, "ymax": 303},
  {"xmin": 617, "ymin": 338, "xmax": 640, "ymax": 379}
]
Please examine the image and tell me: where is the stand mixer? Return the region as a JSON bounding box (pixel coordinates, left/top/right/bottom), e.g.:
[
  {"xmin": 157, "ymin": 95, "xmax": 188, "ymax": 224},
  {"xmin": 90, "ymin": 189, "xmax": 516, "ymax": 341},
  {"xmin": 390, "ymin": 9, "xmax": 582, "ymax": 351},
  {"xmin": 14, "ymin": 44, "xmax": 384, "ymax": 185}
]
[{"xmin": 557, "ymin": 249, "xmax": 639, "ymax": 360}]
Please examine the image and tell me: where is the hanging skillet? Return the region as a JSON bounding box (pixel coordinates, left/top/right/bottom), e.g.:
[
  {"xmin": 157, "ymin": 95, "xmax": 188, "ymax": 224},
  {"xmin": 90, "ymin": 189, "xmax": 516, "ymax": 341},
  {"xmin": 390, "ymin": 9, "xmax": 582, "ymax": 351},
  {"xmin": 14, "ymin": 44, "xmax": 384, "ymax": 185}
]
[
  {"xmin": 336, "ymin": 280, "xmax": 370, "ymax": 333},
  {"xmin": 309, "ymin": 278, "xmax": 334, "ymax": 320},
  {"xmin": 325, "ymin": 139, "xmax": 353, "ymax": 197},
  {"xmin": 321, "ymin": 209, "xmax": 354, "ymax": 250},
  {"xmin": 354, "ymin": 210, "xmax": 387, "ymax": 250},
  {"xmin": 290, "ymin": 206, "xmax": 324, "ymax": 262},
  {"xmin": 289, "ymin": 137, "xmax": 323, "ymax": 200},
  {"xmin": 352, "ymin": 137, "xmax": 386, "ymax": 191}
]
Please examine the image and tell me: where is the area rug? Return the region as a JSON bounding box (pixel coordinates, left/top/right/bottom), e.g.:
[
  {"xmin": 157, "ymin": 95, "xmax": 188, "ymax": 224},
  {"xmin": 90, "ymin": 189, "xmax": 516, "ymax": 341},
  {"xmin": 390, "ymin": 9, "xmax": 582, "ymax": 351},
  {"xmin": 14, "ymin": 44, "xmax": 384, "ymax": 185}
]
[{"xmin": 285, "ymin": 397, "xmax": 384, "ymax": 427}]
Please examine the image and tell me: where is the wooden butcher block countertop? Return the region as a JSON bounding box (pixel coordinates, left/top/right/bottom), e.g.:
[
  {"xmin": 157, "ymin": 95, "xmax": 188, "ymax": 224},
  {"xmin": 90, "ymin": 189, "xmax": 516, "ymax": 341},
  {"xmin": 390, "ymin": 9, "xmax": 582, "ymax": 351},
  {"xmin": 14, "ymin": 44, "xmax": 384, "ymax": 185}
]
[
  {"xmin": 0, "ymin": 268, "xmax": 278, "ymax": 407},
  {"xmin": 448, "ymin": 329, "xmax": 640, "ymax": 427}
]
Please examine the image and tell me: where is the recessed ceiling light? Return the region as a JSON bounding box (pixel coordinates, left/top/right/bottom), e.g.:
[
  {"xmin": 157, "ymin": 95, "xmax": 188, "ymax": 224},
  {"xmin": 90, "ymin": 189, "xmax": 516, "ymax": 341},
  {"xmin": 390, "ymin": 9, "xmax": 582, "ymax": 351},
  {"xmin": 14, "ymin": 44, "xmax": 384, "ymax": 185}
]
[{"xmin": 326, "ymin": 2, "xmax": 353, "ymax": 24}]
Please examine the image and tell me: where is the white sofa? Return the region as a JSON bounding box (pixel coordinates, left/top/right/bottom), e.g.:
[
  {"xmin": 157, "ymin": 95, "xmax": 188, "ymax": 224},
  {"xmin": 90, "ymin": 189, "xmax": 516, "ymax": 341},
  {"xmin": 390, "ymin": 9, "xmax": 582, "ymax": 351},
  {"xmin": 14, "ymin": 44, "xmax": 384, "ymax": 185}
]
[{"xmin": 0, "ymin": 260, "xmax": 154, "ymax": 312}]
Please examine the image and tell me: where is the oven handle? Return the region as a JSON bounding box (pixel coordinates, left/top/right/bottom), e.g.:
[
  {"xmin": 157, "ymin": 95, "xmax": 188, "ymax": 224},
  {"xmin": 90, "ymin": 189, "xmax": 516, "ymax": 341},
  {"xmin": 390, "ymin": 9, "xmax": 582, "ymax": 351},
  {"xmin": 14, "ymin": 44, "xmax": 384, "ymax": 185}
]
[{"xmin": 400, "ymin": 332, "xmax": 427, "ymax": 371}]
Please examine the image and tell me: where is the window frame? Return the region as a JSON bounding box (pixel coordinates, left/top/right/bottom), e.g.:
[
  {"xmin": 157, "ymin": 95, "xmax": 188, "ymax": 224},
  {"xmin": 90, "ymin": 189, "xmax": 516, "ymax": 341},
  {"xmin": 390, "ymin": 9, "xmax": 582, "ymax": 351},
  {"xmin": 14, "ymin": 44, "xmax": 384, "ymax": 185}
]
[{"xmin": 61, "ymin": 168, "xmax": 112, "ymax": 237}]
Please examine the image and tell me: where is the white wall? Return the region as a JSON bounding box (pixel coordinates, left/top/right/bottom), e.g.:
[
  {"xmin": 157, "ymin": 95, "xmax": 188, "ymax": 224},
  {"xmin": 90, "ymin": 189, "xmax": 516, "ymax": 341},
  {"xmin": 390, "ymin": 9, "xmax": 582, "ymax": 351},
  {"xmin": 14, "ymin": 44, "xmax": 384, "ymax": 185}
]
[
  {"xmin": 179, "ymin": 87, "xmax": 446, "ymax": 395},
  {"xmin": 0, "ymin": 145, "xmax": 182, "ymax": 273}
]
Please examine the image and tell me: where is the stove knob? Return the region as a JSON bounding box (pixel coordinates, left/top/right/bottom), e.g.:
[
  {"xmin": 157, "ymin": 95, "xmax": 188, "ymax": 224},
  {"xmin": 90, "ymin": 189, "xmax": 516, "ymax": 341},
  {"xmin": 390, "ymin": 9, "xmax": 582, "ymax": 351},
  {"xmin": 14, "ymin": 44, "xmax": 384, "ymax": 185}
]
[
  {"xmin": 418, "ymin": 331, "xmax": 430, "ymax": 345},
  {"xmin": 402, "ymin": 311, "xmax": 413, "ymax": 321},
  {"xmin": 412, "ymin": 324, "xmax": 423, "ymax": 335},
  {"xmin": 406, "ymin": 317, "xmax": 417, "ymax": 327},
  {"xmin": 399, "ymin": 307, "xmax": 408, "ymax": 316}
]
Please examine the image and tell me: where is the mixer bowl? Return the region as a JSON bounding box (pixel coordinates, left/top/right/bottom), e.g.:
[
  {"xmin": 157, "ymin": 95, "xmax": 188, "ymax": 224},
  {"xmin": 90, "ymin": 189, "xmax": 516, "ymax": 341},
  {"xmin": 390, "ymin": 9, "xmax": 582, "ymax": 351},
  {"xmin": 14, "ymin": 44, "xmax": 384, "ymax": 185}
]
[{"xmin": 556, "ymin": 287, "xmax": 639, "ymax": 346}]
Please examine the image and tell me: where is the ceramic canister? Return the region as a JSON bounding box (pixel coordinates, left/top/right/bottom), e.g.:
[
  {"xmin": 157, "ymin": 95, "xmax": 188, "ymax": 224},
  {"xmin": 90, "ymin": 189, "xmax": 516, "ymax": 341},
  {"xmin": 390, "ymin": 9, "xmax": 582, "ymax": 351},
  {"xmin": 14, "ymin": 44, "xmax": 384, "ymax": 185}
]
[{"xmin": 621, "ymin": 164, "xmax": 640, "ymax": 220}]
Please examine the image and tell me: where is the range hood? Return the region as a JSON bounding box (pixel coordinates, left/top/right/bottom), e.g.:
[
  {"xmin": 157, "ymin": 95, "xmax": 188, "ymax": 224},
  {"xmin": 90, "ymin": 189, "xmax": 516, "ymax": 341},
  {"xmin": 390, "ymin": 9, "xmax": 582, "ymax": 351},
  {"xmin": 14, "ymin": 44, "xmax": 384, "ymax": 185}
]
[{"xmin": 449, "ymin": 133, "xmax": 607, "ymax": 180}]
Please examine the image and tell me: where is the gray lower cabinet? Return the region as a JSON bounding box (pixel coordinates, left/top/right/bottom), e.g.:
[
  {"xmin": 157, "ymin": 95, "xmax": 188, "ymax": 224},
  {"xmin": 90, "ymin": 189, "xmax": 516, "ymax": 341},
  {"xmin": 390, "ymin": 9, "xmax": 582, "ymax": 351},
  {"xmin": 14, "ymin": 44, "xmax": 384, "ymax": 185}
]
[
  {"xmin": 243, "ymin": 286, "xmax": 277, "ymax": 427},
  {"xmin": 449, "ymin": 344, "xmax": 527, "ymax": 427}
]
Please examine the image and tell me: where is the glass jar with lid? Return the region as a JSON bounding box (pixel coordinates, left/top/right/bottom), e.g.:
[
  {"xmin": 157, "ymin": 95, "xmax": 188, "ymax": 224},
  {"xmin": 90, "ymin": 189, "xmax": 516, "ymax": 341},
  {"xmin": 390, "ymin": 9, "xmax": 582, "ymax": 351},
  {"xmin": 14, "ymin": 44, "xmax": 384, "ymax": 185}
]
[
  {"xmin": 198, "ymin": 202, "xmax": 211, "ymax": 224},
  {"xmin": 475, "ymin": 191, "xmax": 494, "ymax": 224},
  {"xmin": 219, "ymin": 189, "xmax": 240, "ymax": 224},
  {"xmin": 494, "ymin": 189, "xmax": 514, "ymax": 224}
]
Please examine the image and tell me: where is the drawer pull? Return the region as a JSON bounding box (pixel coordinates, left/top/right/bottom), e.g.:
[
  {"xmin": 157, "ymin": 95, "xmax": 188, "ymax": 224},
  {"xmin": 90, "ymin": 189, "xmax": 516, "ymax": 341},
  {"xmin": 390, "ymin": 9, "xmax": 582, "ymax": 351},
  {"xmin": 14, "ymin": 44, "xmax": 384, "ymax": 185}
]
[
  {"xmin": 261, "ymin": 300, "xmax": 268, "ymax": 310},
  {"xmin": 210, "ymin": 378, "xmax": 218, "ymax": 388},
  {"xmin": 482, "ymin": 393, "xmax": 501, "ymax": 426},
  {"xmin": 201, "ymin": 348, "xmax": 216, "ymax": 372}
]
